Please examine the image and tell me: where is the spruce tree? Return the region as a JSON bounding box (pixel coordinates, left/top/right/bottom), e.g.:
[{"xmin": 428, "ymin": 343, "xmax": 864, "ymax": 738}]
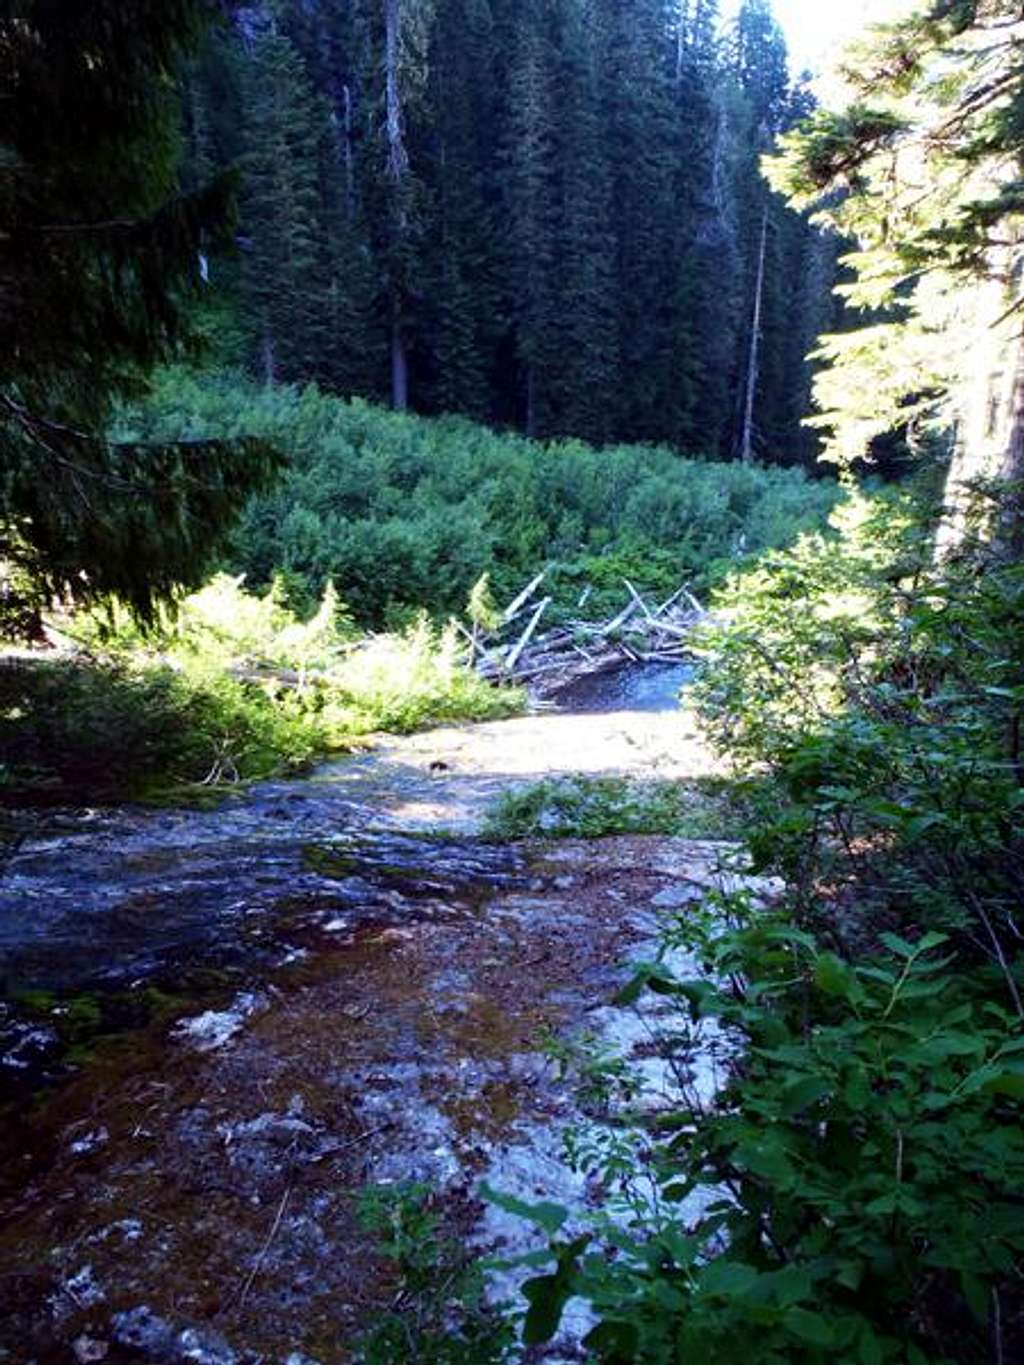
[
  {"xmin": 421, "ymin": 0, "xmax": 500, "ymax": 421},
  {"xmin": 171, "ymin": 0, "xmax": 840, "ymax": 459},
  {"xmin": 493, "ymin": 0, "xmax": 561, "ymax": 436},
  {"xmin": 546, "ymin": 0, "xmax": 619, "ymax": 443},
  {"xmin": 240, "ymin": 28, "xmax": 337, "ymax": 386}
]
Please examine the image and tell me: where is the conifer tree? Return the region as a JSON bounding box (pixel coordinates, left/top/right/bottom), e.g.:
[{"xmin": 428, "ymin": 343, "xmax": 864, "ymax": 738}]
[
  {"xmin": 0, "ymin": 0, "xmax": 277, "ymax": 623},
  {"xmin": 767, "ymin": 0, "xmax": 1024, "ymax": 525},
  {"xmin": 240, "ymin": 27, "xmax": 337, "ymax": 386},
  {"xmin": 546, "ymin": 0, "xmax": 619, "ymax": 443},
  {"xmin": 421, "ymin": 0, "xmax": 500, "ymax": 420},
  {"xmin": 492, "ymin": 0, "xmax": 561, "ymax": 435},
  {"xmin": 174, "ymin": 0, "xmax": 837, "ymax": 461}
]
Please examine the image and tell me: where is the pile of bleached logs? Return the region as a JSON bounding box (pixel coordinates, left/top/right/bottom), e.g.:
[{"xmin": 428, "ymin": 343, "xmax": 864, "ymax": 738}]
[{"xmin": 462, "ymin": 571, "xmax": 705, "ymax": 698}]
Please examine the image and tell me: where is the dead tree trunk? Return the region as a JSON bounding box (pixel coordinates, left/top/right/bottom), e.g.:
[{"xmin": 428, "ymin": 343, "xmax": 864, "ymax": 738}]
[
  {"xmin": 384, "ymin": 0, "xmax": 410, "ymax": 412},
  {"xmin": 738, "ymin": 206, "xmax": 768, "ymax": 465}
]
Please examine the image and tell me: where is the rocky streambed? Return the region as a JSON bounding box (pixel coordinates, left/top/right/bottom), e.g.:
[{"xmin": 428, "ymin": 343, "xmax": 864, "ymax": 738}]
[{"xmin": 0, "ymin": 667, "xmax": 774, "ymax": 1363}]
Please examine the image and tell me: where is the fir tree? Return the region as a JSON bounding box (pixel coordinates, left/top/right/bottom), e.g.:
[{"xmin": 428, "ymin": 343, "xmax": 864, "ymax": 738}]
[
  {"xmin": 494, "ymin": 0, "xmax": 562, "ymax": 436},
  {"xmin": 173, "ymin": 0, "xmax": 838, "ymax": 460},
  {"xmin": 766, "ymin": 0, "xmax": 1024, "ymax": 530}
]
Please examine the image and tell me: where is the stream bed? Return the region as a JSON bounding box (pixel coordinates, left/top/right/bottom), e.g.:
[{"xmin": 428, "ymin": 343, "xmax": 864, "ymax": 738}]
[{"xmin": 0, "ymin": 664, "xmax": 772, "ymax": 1363}]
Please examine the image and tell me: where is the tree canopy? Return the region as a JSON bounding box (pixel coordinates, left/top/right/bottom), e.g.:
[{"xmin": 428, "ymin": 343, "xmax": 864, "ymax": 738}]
[
  {"xmin": 180, "ymin": 0, "xmax": 838, "ymax": 462},
  {"xmin": 766, "ymin": 0, "xmax": 1024, "ymax": 503},
  {"xmin": 0, "ymin": 0, "xmax": 277, "ymax": 624}
]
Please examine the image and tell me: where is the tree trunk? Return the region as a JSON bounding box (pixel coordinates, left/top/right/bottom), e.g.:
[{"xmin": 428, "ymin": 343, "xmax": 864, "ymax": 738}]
[
  {"xmin": 675, "ymin": 0, "xmax": 692, "ymax": 83},
  {"xmin": 342, "ymin": 83, "xmax": 354, "ymax": 218},
  {"xmin": 384, "ymin": 0, "xmax": 409, "ymax": 194},
  {"xmin": 384, "ymin": 0, "xmax": 410, "ymax": 410},
  {"xmin": 738, "ymin": 206, "xmax": 768, "ymax": 464},
  {"xmin": 261, "ymin": 330, "xmax": 276, "ymax": 387},
  {"xmin": 996, "ymin": 318, "xmax": 1024, "ymax": 559},
  {"xmin": 391, "ymin": 300, "xmax": 408, "ymax": 411},
  {"xmin": 937, "ymin": 238, "xmax": 1024, "ymax": 557},
  {"xmin": 525, "ymin": 364, "xmax": 536, "ymax": 439}
]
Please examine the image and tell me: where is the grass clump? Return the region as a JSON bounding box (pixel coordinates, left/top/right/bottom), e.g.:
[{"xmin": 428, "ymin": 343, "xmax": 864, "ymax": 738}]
[{"xmin": 482, "ymin": 775, "xmax": 751, "ymax": 841}]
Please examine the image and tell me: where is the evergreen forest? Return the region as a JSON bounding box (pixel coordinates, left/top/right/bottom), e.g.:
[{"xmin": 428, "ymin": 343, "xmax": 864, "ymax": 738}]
[
  {"xmin": 1, "ymin": 1, "xmax": 1024, "ymax": 1363},
  {"xmin": 183, "ymin": 0, "xmax": 834, "ymax": 459}
]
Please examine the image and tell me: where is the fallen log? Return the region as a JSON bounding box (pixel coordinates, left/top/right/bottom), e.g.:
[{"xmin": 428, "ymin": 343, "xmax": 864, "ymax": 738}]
[
  {"xmin": 505, "ymin": 595, "xmax": 551, "ymax": 671},
  {"xmin": 502, "ymin": 570, "xmax": 547, "ymax": 623},
  {"xmin": 468, "ymin": 573, "xmax": 706, "ymax": 698}
]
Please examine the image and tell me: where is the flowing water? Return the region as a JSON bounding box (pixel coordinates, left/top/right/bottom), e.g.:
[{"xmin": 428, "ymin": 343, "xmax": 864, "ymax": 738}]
[{"xmin": 0, "ymin": 665, "xmax": 773, "ymax": 1364}]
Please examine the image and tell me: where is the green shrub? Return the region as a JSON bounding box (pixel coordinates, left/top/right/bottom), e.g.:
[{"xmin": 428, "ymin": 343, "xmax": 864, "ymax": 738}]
[
  {"xmin": 114, "ymin": 366, "xmax": 840, "ymax": 627},
  {"xmin": 516, "ymin": 898, "xmax": 1024, "ymax": 1364},
  {"xmin": 3, "ymin": 581, "xmax": 522, "ymax": 805},
  {"xmin": 354, "ymin": 1183, "xmax": 515, "ymax": 1364},
  {"xmin": 316, "ymin": 615, "xmax": 523, "ymax": 738},
  {"xmin": 0, "ymin": 660, "xmax": 322, "ymax": 804},
  {"xmin": 500, "ymin": 486, "xmax": 1024, "ymax": 1363}
]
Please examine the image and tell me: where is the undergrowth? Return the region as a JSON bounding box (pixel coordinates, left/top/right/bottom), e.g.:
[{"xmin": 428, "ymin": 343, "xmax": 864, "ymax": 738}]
[
  {"xmin": 353, "ymin": 1183, "xmax": 515, "ymax": 1364},
  {"xmin": 117, "ymin": 366, "xmax": 840, "ymax": 627},
  {"xmin": 482, "ymin": 775, "xmax": 752, "ymax": 842},
  {"xmin": 1, "ymin": 575, "xmax": 521, "ymax": 805},
  {"xmin": 491, "ymin": 487, "xmax": 1024, "ymax": 1363}
]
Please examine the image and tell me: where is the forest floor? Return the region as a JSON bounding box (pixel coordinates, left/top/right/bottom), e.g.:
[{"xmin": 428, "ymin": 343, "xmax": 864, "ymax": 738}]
[{"xmin": 0, "ymin": 668, "xmax": 776, "ymax": 1364}]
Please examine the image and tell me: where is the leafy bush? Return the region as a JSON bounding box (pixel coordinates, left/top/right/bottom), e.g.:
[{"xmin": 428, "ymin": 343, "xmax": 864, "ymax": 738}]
[
  {"xmin": 502, "ymin": 487, "xmax": 1024, "ymax": 1363},
  {"xmin": 115, "ymin": 367, "xmax": 840, "ymax": 627},
  {"xmin": 317, "ymin": 615, "xmax": 523, "ymax": 738},
  {"xmin": 516, "ymin": 898, "xmax": 1024, "ymax": 1364},
  {"xmin": 354, "ymin": 1183, "xmax": 515, "ymax": 1365},
  {"xmin": 0, "ymin": 659, "xmax": 323, "ymax": 804}
]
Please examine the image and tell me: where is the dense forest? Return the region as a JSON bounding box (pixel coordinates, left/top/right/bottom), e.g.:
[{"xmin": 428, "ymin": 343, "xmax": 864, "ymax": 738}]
[
  {"xmin": 2, "ymin": 0, "xmax": 1024, "ymax": 1362},
  {"xmin": 182, "ymin": 0, "xmax": 836, "ymax": 459}
]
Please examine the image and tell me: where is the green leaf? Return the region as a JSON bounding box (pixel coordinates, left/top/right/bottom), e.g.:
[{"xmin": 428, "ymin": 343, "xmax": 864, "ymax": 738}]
[
  {"xmin": 960, "ymin": 1271, "xmax": 990, "ymax": 1323},
  {"xmin": 480, "ymin": 1184, "xmax": 568, "ymax": 1235},
  {"xmin": 981, "ymin": 1070, "xmax": 1024, "ymax": 1098},
  {"xmin": 878, "ymin": 933, "xmax": 919, "ymax": 959},
  {"xmin": 522, "ymin": 1272, "xmax": 572, "ymax": 1345},
  {"xmin": 658, "ymin": 1230, "xmax": 702, "ymax": 1269},
  {"xmin": 780, "ymin": 1074, "xmax": 832, "ymax": 1115},
  {"xmin": 815, "ymin": 952, "xmax": 855, "ymax": 997},
  {"xmin": 836, "ymin": 1260, "xmax": 864, "ymax": 1291},
  {"xmin": 584, "ymin": 1320, "xmax": 640, "ymax": 1356},
  {"xmin": 917, "ymin": 931, "xmax": 950, "ymax": 952},
  {"xmin": 699, "ymin": 1260, "xmax": 760, "ymax": 1298},
  {"xmin": 521, "ymin": 1235, "xmax": 590, "ymax": 1345},
  {"xmin": 858, "ymin": 1327, "xmax": 884, "ymax": 1365},
  {"xmin": 785, "ymin": 1307, "xmax": 836, "ymax": 1347}
]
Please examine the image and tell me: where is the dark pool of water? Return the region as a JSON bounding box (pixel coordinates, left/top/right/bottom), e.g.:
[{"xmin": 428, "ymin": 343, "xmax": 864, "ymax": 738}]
[{"xmin": 555, "ymin": 661, "xmax": 694, "ymax": 713}]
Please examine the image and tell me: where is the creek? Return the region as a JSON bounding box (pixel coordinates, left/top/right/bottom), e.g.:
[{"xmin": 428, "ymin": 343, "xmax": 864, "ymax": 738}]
[{"xmin": 0, "ymin": 662, "xmax": 772, "ymax": 1363}]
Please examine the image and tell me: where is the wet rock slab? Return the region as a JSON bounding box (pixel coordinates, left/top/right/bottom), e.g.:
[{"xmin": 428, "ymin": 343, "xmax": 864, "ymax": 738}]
[
  {"xmin": 0, "ymin": 833, "xmax": 756, "ymax": 1363},
  {"xmin": 0, "ymin": 686, "xmax": 757, "ymax": 1362}
]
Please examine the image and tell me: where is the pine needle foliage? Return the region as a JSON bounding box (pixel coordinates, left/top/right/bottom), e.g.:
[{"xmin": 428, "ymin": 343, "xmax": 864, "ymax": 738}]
[{"xmin": 0, "ymin": 0, "xmax": 279, "ymax": 625}]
